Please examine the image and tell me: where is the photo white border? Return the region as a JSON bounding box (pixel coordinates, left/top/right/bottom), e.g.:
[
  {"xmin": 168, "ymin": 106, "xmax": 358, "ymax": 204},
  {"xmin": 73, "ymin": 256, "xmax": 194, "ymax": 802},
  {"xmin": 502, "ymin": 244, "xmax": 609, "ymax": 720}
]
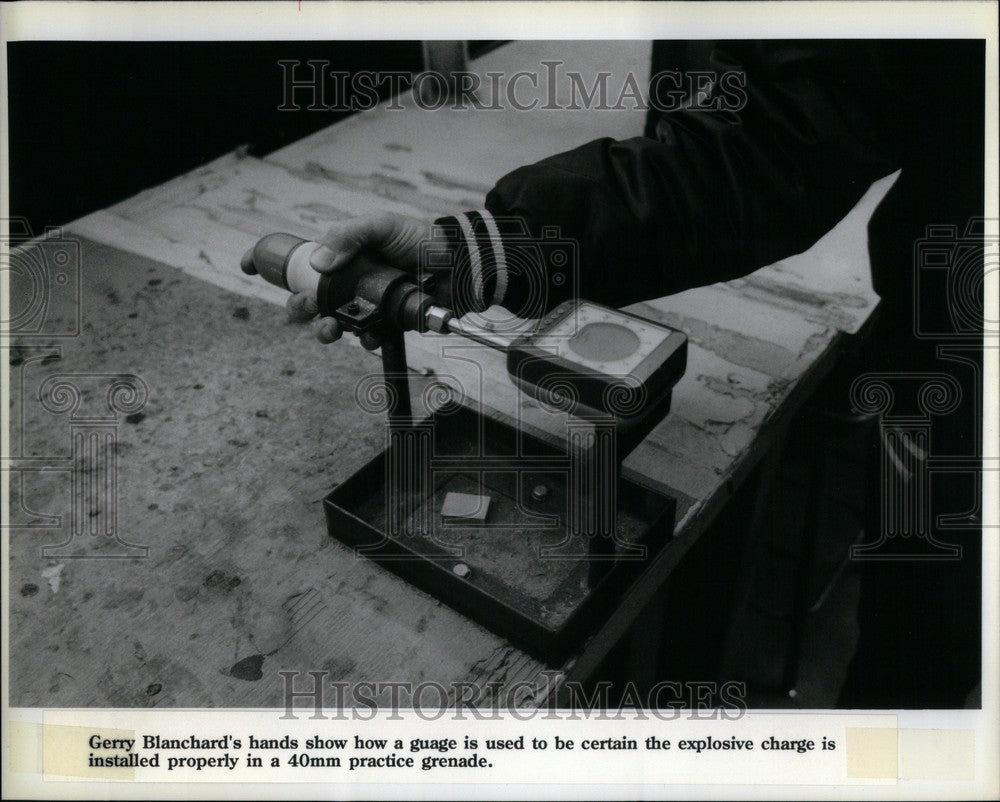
[{"xmin": 1, "ymin": 2, "xmax": 997, "ymax": 799}]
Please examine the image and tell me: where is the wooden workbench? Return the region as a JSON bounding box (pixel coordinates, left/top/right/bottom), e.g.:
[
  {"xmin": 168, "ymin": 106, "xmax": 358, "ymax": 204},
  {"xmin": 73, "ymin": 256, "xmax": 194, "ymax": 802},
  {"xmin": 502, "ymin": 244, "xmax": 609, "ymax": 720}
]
[{"xmin": 8, "ymin": 41, "xmax": 889, "ymax": 707}]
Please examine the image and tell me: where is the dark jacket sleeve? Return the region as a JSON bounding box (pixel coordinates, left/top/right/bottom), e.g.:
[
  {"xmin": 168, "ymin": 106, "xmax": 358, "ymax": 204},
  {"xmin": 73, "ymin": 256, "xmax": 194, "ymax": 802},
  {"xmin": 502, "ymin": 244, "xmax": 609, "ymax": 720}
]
[{"xmin": 437, "ymin": 41, "xmax": 901, "ymax": 316}]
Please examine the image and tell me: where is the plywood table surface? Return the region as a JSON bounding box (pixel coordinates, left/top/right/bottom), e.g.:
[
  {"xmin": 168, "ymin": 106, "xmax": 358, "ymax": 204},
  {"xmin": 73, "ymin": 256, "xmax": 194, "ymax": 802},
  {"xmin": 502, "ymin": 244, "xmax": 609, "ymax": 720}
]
[{"xmin": 9, "ymin": 41, "xmax": 887, "ymax": 707}]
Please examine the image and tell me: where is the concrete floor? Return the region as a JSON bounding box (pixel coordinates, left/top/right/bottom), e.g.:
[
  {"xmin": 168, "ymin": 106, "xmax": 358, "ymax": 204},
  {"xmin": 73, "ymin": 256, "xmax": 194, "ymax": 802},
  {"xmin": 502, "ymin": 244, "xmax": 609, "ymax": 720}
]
[{"xmin": 7, "ymin": 238, "xmax": 399, "ymax": 707}]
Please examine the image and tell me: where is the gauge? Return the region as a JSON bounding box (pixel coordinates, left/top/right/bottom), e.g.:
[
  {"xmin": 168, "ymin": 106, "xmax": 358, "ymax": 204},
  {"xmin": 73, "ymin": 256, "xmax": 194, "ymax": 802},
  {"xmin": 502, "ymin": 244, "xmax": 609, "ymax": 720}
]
[{"xmin": 506, "ymin": 300, "xmax": 687, "ymax": 421}]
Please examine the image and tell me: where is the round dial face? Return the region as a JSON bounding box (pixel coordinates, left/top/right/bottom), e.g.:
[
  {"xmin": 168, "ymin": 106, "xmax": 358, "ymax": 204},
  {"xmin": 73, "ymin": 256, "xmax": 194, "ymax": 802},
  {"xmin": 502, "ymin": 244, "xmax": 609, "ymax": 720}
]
[{"xmin": 529, "ymin": 302, "xmax": 671, "ymax": 380}]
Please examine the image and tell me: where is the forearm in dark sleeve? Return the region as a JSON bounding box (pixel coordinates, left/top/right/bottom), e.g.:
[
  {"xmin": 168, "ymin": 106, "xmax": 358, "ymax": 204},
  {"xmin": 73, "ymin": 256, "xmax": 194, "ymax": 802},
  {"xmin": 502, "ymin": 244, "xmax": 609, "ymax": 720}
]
[{"xmin": 438, "ymin": 41, "xmax": 900, "ymax": 315}]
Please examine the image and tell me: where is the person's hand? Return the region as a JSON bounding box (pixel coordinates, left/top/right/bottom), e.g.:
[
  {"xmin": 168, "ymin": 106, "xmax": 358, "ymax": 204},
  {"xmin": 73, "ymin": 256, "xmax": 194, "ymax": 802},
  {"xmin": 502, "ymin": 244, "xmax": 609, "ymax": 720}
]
[{"xmin": 286, "ymin": 212, "xmax": 429, "ymax": 348}]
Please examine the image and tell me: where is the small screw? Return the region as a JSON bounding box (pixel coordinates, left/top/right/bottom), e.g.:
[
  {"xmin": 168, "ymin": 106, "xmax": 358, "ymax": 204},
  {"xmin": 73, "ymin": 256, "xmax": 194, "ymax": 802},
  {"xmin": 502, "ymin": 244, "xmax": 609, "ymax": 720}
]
[
  {"xmin": 453, "ymin": 563, "xmax": 471, "ymax": 579},
  {"xmin": 531, "ymin": 484, "xmax": 549, "ymax": 501},
  {"xmin": 346, "ymin": 301, "xmax": 360, "ymax": 314}
]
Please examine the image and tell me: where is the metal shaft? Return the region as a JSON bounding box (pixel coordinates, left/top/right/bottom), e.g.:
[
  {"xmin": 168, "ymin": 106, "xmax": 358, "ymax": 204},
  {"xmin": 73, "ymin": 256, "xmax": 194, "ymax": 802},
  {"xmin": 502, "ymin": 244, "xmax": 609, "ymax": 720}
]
[
  {"xmin": 379, "ymin": 328, "xmax": 412, "ymax": 422},
  {"xmin": 445, "ymin": 318, "xmax": 513, "ymax": 352}
]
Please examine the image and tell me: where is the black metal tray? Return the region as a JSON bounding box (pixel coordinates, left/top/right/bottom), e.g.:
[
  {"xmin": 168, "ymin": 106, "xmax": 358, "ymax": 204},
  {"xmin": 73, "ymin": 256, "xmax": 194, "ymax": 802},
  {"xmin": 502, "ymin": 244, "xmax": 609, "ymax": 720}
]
[{"xmin": 324, "ymin": 404, "xmax": 675, "ymax": 664}]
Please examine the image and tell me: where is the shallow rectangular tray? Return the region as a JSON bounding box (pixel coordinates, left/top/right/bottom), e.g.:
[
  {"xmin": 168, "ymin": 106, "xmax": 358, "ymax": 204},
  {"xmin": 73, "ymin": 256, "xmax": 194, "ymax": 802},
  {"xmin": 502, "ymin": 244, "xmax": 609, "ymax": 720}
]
[{"xmin": 324, "ymin": 405, "xmax": 675, "ymax": 664}]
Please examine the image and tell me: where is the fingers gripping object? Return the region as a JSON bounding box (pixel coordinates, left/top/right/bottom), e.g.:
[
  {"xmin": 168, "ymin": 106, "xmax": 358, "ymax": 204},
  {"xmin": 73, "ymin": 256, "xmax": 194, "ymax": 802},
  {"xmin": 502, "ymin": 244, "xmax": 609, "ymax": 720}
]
[{"xmin": 242, "ymin": 233, "xmax": 454, "ymax": 335}]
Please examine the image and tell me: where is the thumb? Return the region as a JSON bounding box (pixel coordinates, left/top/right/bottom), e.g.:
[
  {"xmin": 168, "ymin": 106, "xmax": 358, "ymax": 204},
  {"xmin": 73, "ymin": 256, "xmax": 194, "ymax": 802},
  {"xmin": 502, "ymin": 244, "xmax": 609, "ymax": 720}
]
[
  {"xmin": 309, "ymin": 213, "xmax": 424, "ymax": 272},
  {"xmin": 309, "ymin": 214, "xmax": 394, "ymax": 271}
]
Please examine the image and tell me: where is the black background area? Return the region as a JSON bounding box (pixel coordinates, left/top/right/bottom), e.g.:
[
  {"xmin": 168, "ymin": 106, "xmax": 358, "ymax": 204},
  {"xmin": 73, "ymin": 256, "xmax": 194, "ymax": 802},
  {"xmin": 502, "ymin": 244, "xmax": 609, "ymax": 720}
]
[{"xmin": 6, "ymin": 41, "xmax": 425, "ymax": 234}]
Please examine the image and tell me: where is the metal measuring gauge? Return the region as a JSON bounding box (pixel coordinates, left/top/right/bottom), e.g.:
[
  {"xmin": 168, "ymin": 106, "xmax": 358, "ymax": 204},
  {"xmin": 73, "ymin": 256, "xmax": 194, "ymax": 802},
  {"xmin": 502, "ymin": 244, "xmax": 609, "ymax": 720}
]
[{"xmin": 453, "ymin": 300, "xmax": 687, "ymax": 424}]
